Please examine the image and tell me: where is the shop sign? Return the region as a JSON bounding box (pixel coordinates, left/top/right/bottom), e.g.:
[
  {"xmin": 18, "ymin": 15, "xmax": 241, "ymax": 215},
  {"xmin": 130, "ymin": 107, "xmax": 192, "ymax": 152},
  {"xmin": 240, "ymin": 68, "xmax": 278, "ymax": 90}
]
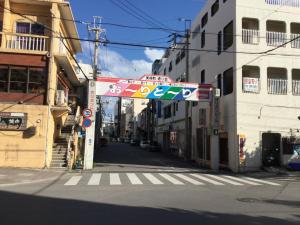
[
  {"xmin": 0, "ymin": 112, "xmax": 27, "ymax": 131},
  {"xmin": 243, "ymin": 78, "xmax": 259, "ymax": 93},
  {"xmin": 170, "ymin": 131, "xmax": 177, "ymax": 144}
]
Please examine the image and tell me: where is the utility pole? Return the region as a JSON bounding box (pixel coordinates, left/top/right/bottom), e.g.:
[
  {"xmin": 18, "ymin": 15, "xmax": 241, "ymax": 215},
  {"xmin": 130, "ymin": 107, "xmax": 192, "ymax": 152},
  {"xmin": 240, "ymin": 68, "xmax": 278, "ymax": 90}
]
[
  {"xmin": 184, "ymin": 20, "xmax": 191, "ymax": 161},
  {"xmin": 83, "ymin": 16, "xmax": 105, "ymax": 170}
]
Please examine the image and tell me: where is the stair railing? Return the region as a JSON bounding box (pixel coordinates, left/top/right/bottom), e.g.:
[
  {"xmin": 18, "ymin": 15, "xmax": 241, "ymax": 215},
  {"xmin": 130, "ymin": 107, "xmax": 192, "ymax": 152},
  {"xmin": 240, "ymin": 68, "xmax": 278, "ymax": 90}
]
[{"xmin": 66, "ymin": 106, "xmax": 81, "ymax": 169}]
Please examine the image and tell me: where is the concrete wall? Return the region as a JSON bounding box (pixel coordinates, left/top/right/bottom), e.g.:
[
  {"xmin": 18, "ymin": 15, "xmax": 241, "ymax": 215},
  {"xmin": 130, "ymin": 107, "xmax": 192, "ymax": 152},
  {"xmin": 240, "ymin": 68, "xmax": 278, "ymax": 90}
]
[{"xmin": 0, "ymin": 104, "xmax": 49, "ymax": 168}]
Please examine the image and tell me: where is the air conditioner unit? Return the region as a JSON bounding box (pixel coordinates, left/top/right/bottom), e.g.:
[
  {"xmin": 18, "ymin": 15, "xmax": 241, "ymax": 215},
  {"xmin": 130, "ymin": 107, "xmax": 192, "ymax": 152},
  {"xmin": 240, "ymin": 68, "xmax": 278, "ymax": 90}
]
[{"xmin": 56, "ymin": 90, "xmax": 66, "ymax": 106}]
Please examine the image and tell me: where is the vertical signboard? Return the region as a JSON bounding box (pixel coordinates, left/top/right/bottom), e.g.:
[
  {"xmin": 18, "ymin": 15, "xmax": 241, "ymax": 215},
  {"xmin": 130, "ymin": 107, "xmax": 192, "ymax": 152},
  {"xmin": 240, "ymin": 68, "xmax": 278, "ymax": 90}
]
[{"xmin": 84, "ymin": 80, "xmax": 97, "ymax": 170}]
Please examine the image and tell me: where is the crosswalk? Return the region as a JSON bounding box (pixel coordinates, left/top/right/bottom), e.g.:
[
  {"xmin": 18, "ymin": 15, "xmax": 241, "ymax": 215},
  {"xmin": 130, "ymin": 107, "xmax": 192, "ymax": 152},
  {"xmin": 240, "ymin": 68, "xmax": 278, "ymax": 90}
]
[{"xmin": 64, "ymin": 173, "xmax": 281, "ymax": 187}]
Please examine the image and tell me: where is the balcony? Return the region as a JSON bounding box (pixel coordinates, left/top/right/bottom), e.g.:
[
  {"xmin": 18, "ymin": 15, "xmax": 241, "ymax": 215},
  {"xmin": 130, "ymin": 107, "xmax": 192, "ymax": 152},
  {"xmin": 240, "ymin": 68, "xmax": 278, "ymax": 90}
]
[
  {"xmin": 242, "ymin": 18, "xmax": 260, "ymax": 45},
  {"xmin": 54, "ymin": 39, "xmax": 81, "ymax": 86},
  {"xmin": 268, "ymin": 78, "xmax": 287, "ymax": 95},
  {"xmin": 0, "ymin": 32, "xmax": 49, "ymax": 52},
  {"xmin": 267, "ymin": 67, "xmax": 288, "ymax": 95},
  {"xmin": 292, "ymin": 69, "xmax": 300, "ymax": 95},
  {"xmin": 266, "ymin": 20, "xmax": 286, "ymax": 47},
  {"xmin": 266, "ymin": 31, "xmax": 287, "ymax": 46},
  {"xmin": 242, "ymin": 29, "xmax": 260, "ymax": 45},
  {"xmin": 266, "ymin": 0, "xmax": 300, "ymax": 8}
]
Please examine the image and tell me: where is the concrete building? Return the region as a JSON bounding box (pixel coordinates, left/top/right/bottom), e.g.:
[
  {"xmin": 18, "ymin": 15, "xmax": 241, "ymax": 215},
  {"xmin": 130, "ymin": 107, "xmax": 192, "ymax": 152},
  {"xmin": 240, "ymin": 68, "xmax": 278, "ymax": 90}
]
[
  {"xmin": 114, "ymin": 97, "xmax": 148, "ymax": 140},
  {"xmin": 0, "ymin": 0, "xmax": 83, "ymax": 169},
  {"xmin": 154, "ymin": 0, "xmax": 300, "ymax": 172}
]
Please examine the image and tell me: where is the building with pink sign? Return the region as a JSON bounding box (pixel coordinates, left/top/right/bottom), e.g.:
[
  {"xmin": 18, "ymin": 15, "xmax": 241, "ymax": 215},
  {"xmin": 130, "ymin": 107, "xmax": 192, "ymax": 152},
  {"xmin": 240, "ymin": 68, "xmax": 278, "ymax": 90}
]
[{"xmin": 153, "ymin": 0, "xmax": 300, "ymax": 172}]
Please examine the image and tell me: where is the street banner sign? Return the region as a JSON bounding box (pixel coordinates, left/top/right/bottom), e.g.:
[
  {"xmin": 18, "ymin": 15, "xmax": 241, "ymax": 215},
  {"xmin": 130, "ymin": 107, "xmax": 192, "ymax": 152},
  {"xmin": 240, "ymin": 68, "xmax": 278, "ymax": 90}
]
[
  {"xmin": 96, "ymin": 75, "xmax": 212, "ymax": 102},
  {"xmin": 82, "ymin": 108, "xmax": 93, "ymax": 118}
]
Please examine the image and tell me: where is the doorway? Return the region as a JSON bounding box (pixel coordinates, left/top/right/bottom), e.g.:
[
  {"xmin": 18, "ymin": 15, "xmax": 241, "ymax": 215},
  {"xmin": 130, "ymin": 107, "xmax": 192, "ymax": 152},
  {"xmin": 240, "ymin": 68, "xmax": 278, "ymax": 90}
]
[
  {"xmin": 219, "ymin": 133, "xmax": 229, "ymax": 166},
  {"xmin": 262, "ymin": 133, "xmax": 281, "ymax": 167}
]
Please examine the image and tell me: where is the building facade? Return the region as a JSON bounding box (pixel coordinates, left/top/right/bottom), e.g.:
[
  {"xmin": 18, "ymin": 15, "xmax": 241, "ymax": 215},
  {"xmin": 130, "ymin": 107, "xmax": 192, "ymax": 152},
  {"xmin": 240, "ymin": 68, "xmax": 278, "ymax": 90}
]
[
  {"xmin": 0, "ymin": 0, "xmax": 83, "ymax": 168},
  {"xmin": 154, "ymin": 0, "xmax": 300, "ymax": 172}
]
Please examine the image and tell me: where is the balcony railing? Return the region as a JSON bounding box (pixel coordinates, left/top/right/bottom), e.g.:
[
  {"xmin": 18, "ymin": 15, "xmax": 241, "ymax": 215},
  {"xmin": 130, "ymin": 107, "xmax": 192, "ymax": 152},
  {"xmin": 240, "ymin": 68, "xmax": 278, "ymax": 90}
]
[
  {"xmin": 266, "ymin": 0, "xmax": 300, "ymax": 8},
  {"xmin": 291, "ymin": 33, "xmax": 300, "ymax": 48},
  {"xmin": 292, "ymin": 80, "xmax": 300, "ymax": 95},
  {"xmin": 268, "ymin": 78, "xmax": 288, "ymax": 95},
  {"xmin": 242, "ymin": 29, "xmax": 260, "ymax": 44},
  {"xmin": 3, "ymin": 33, "xmax": 48, "ymax": 51},
  {"xmin": 266, "ymin": 31, "xmax": 287, "ymax": 46}
]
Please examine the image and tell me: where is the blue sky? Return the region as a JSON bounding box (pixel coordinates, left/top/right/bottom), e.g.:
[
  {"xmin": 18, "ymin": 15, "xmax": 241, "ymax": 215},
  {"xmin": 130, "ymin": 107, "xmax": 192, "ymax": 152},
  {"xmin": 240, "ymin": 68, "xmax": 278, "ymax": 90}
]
[
  {"xmin": 71, "ymin": 0, "xmax": 206, "ymax": 78},
  {"xmin": 70, "ymin": 0, "xmax": 206, "ymax": 120}
]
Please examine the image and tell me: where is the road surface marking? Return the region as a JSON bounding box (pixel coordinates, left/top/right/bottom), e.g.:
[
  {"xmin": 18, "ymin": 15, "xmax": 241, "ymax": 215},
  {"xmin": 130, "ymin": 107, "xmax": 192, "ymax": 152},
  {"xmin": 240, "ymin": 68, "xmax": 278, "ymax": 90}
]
[
  {"xmin": 174, "ymin": 174, "xmax": 204, "ymax": 185},
  {"xmin": 64, "ymin": 176, "xmax": 82, "ymax": 186},
  {"xmin": 242, "ymin": 177, "xmax": 281, "ymax": 186},
  {"xmin": 159, "ymin": 173, "xmax": 184, "ymax": 185},
  {"xmin": 110, "ymin": 173, "xmax": 121, "ymax": 185},
  {"xmin": 143, "ymin": 173, "xmax": 163, "ymax": 185},
  {"xmin": 205, "ymin": 175, "xmax": 244, "ymax": 186},
  {"xmin": 222, "ymin": 176, "xmax": 262, "ymax": 186},
  {"xmin": 190, "ymin": 174, "xmax": 224, "ymax": 185},
  {"xmin": 127, "ymin": 173, "xmax": 143, "ymax": 185},
  {"xmin": 88, "ymin": 173, "xmax": 102, "ymax": 186}
]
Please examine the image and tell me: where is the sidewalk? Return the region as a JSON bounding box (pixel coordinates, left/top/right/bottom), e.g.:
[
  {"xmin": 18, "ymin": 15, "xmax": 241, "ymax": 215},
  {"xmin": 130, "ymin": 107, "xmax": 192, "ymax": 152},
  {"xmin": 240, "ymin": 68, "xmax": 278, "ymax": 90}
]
[
  {"xmin": 241, "ymin": 167, "xmax": 300, "ymax": 180},
  {"xmin": 0, "ymin": 168, "xmax": 65, "ymax": 187}
]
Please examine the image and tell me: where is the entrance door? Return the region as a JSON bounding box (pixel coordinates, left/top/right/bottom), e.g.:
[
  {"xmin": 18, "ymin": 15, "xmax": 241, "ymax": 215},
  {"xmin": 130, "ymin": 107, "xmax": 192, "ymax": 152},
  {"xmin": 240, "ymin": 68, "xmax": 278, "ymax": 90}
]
[
  {"xmin": 219, "ymin": 135, "xmax": 229, "ymax": 166},
  {"xmin": 262, "ymin": 133, "xmax": 281, "ymax": 167}
]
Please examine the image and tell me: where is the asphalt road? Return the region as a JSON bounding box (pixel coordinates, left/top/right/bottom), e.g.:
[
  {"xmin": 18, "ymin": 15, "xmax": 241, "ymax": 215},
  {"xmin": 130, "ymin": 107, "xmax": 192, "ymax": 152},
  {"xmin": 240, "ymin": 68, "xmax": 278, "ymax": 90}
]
[{"xmin": 0, "ymin": 143, "xmax": 299, "ymax": 225}]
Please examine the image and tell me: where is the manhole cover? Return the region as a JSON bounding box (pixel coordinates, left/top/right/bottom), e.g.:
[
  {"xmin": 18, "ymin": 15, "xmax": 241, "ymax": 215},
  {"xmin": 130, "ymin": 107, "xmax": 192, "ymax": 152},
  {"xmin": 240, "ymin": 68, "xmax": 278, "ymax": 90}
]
[{"xmin": 237, "ymin": 198, "xmax": 261, "ymax": 203}]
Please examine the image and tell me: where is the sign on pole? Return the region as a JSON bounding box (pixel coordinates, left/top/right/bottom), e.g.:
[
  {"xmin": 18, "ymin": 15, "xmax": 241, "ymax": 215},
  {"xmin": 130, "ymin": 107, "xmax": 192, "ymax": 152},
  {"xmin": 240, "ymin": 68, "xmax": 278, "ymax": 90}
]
[
  {"xmin": 96, "ymin": 75, "xmax": 211, "ymax": 102},
  {"xmin": 83, "ymin": 80, "xmax": 97, "ymax": 170},
  {"xmin": 82, "ymin": 108, "xmax": 93, "ymax": 118}
]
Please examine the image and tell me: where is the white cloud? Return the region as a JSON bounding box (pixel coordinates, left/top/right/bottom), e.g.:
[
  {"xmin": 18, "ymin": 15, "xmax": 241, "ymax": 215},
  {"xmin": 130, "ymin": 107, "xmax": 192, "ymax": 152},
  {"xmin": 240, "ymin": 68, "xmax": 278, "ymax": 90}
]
[
  {"xmin": 81, "ymin": 42, "xmax": 154, "ymax": 79},
  {"xmin": 144, "ymin": 48, "xmax": 164, "ymax": 62}
]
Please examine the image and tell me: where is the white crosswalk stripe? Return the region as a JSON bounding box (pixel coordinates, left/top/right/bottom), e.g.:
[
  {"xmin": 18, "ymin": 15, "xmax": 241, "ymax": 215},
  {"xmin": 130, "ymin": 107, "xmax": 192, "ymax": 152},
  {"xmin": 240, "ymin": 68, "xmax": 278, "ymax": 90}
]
[
  {"xmin": 110, "ymin": 173, "xmax": 121, "ymax": 185},
  {"xmin": 159, "ymin": 173, "xmax": 184, "ymax": 185},
  {"xmin": 190, "ymin": 174, "xmax": 225, "ymax": 185},
  {"xmin": 127, "ymin": 173, "xmax": 143, "ymax": 185},
  {"xmin": 143, "ymin": 173, "xmax": 163, "ymax": 185},
  {"xmin": 222, "ymin": 176, "xmax": 262, "ymax": 186},
  {"xmin": 63, "ymin": 173, "xmax": 281, "ymax": 187},
  {"xmin": 88, "ymin": 173, "xmax": 102, "ymax": 186},
  {"xmin": 205, "ymin": 174, "xmax": 244, "ymax": 186},
  {"xmin": 64, "ymin": 176, "xmax": 82, "ymax": 186},
  {"xmin": 174, "ymin": 174, "xmax": 204, "ymax": 185},
  {"xmin": 241, "ymin": 177, "xmax": 281, "ymax": 186}
]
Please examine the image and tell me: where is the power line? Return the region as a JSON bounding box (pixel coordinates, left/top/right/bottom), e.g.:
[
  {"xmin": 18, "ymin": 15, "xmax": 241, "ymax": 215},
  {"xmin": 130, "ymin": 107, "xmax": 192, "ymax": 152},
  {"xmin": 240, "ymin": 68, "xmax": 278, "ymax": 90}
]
[
  {"xmin": 109, "ymin": 0, "xmax": 161, "ymax": 30},
  {"xmin": 123, "ymin": 0, "xmax": 172, "ymax": 30},
  {"xmin": 55, "ymin": 36, "xmax": 300, "ymax": 57}
]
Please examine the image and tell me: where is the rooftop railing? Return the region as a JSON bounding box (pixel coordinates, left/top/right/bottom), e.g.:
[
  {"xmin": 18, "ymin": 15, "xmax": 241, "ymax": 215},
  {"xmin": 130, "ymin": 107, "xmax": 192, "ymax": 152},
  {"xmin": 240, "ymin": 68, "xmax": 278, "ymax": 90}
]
[{"xmin": 266, "ymin": 0, "xmax": 300, "ymax": 8}]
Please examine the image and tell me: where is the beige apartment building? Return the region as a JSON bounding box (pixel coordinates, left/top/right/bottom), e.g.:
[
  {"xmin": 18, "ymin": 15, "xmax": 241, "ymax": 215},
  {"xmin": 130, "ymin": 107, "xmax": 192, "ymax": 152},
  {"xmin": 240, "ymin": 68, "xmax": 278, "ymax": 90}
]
[
  {"xmin": 0, "ymin": 0, "xmax": 83, "ymax": 169},
  {"xmin": 155, "ymin": 0, "xmax": 300, "ymax": 172}
]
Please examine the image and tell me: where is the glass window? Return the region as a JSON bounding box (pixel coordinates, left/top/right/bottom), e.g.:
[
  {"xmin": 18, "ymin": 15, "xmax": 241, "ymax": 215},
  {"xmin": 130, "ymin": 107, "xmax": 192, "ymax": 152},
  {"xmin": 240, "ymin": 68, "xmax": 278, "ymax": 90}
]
[
  {"xmin": 218, "ymin": 31, "xmax": 222, "ymax": 55},
  {"xmin": 223, "ymin": 68, "xmax": 233, "ymax": 96},
  {"xmin": 0, "ymin": 66, "xmax": 9, "ymax": 92},
  {"xmin": 201, "ymin": 13, "xmax": 208, "ymax": 28},
  {"xmin": 223, "ymin": 21, "xmax": 233, "ymax": 50},
  {"xmin": 31, "ymin": 23, "xmax": 45, "ymax": 35},
  {"xmin": 16, "ymin": 22, "xmax": 30, "ymax": 34},
  {"xmin": 10, "ymin": 67, "xmax": 28, "ymax": 93},
  {"xmin": 201, "ymin": 30, "xmax": 206, "ymax": 48},
  {"xmin": 211, "ymin": 0, "xmax": 219, "ymax": 17},
  {"xmin": 28, "ymin": 68, "xmax": 46, "ymax": 94}
]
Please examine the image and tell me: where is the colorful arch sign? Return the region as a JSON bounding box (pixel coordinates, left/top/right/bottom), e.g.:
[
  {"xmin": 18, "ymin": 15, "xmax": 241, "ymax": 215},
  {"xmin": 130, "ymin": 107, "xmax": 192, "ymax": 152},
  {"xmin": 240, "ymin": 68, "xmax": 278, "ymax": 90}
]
[{"xmin": 96, "ymin": 75, "xmax": 212, "ymax": 102}]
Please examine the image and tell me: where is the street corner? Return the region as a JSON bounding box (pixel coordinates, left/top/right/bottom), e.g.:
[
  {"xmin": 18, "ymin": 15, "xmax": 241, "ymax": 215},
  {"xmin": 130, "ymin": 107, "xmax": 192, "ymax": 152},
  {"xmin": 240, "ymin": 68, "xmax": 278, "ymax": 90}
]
[{"xmin": 0, "ymin": 168, "xmax": 66, "ymax": 188}]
